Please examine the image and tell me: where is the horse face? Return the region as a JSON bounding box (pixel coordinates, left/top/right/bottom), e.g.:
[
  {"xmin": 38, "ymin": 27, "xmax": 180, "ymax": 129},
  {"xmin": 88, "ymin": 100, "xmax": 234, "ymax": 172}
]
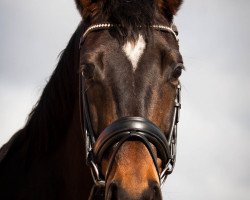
[
  {"xmin": 76, "ymin": 0, "xmax": 183, "ymax": 200},
  {"xmin": 80, "ymin": 27, "xmax": 183, "ymax": 198}
]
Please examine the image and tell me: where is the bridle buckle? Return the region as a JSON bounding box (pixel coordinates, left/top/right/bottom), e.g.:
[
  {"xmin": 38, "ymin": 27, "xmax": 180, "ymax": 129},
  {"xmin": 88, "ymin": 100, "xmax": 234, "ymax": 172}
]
[{"xmin": 89, "ymin": 160, "xmax": 105, "ymax": 187}]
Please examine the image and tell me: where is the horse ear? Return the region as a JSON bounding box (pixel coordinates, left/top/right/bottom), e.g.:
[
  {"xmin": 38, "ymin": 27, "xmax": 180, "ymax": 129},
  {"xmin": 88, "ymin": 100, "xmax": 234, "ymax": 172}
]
[
  {"xmin": 158, "ymin": 0, "xmax": 183, "ymax": 20},
  {"xmin": 75, "ymin": 0, "xmax": 98, "ymax": 18},
  {"xmin": 75, "ymin": 0, "xmax": 86, "ymax": 14}
]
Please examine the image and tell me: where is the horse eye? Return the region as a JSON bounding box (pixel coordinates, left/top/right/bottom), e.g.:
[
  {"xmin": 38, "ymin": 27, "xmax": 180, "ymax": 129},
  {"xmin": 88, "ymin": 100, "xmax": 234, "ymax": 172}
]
[
  {"xmin": 172, "ymin": 64, "xmax": 183, "ymax": 79},
  {"xmin": 82, "ymin": 64, "xmax": 95, "ymax": 79}
]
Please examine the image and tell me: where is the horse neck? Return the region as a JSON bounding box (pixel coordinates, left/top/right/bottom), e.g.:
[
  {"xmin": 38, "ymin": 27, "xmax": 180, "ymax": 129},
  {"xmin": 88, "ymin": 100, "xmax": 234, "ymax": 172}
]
[
  {"xmin": 54, "ymin": 97, "xmax": 94, "ymax": 199},
  {"xmin": 0, "ymin": 23, "xmax": 94, "ymax": 199}
]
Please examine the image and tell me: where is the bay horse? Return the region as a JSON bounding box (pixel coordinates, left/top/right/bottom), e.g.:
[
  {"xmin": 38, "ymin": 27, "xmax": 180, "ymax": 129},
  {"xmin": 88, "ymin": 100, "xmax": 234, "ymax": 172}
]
[{"xmin": 0, "ymin": 0, "xmax": 184, "ymax": 199}]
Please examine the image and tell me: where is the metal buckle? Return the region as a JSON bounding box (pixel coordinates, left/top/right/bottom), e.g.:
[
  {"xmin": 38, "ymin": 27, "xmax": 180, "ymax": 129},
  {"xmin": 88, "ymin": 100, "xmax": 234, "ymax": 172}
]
[
  {"xmin": 89, "ymin": 160, "xmax": 105, "ymax": 187},
  {"xmin": 86, "ymin": 139, "xmax": 105, "ymax": 187}
]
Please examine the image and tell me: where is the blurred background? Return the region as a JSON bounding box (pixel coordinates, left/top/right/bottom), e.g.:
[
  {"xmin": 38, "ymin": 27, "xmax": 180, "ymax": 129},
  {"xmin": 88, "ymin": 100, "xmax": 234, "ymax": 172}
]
[{"xmin": 0, "ymin": 0, "xmax": 249, "ymax": 199}]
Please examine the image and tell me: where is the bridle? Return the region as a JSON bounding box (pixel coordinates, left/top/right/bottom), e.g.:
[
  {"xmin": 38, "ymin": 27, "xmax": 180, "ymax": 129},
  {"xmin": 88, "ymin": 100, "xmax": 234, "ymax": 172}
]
[{"xmin": 78, "ymin": 23, "xmax": 181, "ymax": 189}]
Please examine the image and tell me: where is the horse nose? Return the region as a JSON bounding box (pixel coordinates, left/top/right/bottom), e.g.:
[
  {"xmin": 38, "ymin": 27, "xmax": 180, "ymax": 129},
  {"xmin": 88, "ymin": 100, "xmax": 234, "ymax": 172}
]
[
  {"xmin": 145, "ymin": 181, "xmax": 162, "ymax": 200},
  {"xmin": 106, "ymin": 181, "xmax": 118, "ymax": 200},
  {"xmin": 106, "ymin": 181, "xmax": 162, "ymax": 200}
]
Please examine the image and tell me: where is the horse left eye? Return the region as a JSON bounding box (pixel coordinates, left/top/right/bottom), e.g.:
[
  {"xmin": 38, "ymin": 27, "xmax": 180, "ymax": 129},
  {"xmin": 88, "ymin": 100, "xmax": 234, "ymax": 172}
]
[{"xmin": 172, "ymin": 64, "xmax": 184, "ymax": 79}]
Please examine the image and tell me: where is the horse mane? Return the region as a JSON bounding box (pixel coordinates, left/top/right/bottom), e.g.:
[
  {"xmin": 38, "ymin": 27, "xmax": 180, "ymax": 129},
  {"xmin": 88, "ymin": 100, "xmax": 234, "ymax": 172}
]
[
  {"xmin": 101, "ymin": 0, "xmax": 156, "ymax": 42},
  {"xmin": 0, "ymin": 22, "xmax": 84, "ymax": 164}
]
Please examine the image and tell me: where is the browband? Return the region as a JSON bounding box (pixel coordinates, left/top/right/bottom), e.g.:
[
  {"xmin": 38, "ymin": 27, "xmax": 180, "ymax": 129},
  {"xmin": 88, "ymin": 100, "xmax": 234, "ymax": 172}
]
[{"xmin": 79, "ymin": 23, "xmax": 179, "ymax": 47}]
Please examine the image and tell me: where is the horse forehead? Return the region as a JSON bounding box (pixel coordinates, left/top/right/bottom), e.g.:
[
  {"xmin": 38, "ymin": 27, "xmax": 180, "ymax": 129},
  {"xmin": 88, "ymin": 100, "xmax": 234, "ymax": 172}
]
[{"xmin": 122, "ymin": 34, "xmax": 146, "ymax": 71}]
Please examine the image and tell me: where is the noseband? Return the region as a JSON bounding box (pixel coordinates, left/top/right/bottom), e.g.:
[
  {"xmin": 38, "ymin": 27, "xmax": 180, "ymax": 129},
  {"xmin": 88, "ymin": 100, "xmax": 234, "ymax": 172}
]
[{"xmin": 79, "ymin": 23, "xmax": 181, "ymax": 188}]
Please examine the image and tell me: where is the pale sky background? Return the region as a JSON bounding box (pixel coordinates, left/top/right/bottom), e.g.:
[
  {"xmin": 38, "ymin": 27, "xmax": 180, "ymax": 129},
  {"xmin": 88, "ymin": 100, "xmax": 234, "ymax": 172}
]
[{"xmin": 0, "ymin": 0, "xmax": 250, "ymax": 200}]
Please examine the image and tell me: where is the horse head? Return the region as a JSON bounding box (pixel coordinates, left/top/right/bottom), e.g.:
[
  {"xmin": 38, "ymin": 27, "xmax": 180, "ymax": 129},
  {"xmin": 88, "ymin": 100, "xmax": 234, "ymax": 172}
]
[{"xmin": 77, "ymin": 0, "xmax": 184, "ymax": 199}]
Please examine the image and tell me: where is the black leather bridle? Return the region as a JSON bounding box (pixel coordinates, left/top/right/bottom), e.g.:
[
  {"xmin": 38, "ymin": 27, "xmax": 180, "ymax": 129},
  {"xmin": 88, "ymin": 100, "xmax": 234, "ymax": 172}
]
[{"xmin": 79, "ymin": 23, "xmax": 181, "ymax": 188}]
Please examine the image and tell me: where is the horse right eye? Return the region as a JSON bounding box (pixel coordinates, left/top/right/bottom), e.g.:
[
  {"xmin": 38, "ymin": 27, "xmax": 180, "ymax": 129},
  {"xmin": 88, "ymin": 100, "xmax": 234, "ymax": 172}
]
[{"xmin": 82, "ymin": 64, "xmax": 95, "ymax": 79}]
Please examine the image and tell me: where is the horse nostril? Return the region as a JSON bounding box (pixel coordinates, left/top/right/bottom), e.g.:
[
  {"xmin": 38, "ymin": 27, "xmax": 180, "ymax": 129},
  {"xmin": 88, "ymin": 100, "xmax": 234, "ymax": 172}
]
[
  {"xmin": 147, "ymin": 181, "xmax": 162, "ymax": 200},
  {"xmin": 106, "ymin": 181, "xmax": 118, "ymax": 200}
]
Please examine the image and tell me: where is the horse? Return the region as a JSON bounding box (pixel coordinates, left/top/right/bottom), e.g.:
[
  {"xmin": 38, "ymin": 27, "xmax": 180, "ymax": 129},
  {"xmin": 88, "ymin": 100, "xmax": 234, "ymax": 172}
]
[{"xmin": 0, "ymin": 0, "xmax": 184, "ymax": 199}]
